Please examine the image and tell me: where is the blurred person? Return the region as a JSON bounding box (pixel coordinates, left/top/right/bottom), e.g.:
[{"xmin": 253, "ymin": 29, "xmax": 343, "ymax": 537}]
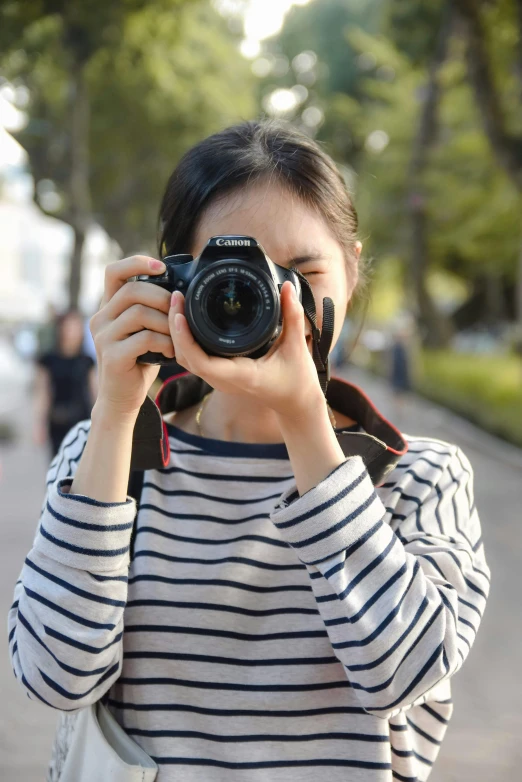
[
  {"xmin": 9, "ymin": 121, "xmax": 489, "ymax": 782},
  {"xmin": 33, "ymin": 309, "xmax": 97, "ymax": 457},
  {"xmin": 388, "ymin": 315, "xmax": 416, "ymax": 424}
]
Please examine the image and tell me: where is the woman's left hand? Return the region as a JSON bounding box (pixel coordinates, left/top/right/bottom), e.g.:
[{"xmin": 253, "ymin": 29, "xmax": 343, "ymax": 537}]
[{"xmin": 169, "ymin": 281, "xmax": 325, "ymax": 422}]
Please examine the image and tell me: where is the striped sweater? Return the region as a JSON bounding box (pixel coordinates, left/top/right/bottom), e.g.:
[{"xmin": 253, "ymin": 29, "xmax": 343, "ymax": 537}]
[{"xmin": 8, "ymin": 412, "xmax": 490, "ymax": 782}]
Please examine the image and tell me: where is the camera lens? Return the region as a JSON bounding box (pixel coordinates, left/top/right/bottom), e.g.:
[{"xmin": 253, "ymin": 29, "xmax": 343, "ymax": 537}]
[
  {"xmin": 205, "ymin": 276, "xmax": 262, "ymax": 336},
  {"xmin": 186, "ymin": 261, "xmax": 279, "ymax": 357}
]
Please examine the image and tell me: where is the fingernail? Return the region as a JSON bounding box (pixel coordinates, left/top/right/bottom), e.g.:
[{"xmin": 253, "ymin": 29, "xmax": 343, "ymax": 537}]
[
  {"xmin": 170, "ymin": 291, "xmax": 179, "ymax": 307},
  {"xmin": 149, "ymin": 259, "xmax": 165, "ymax": 271},
  {"xmin": 175, "ymin": 314, "xmax": 182, "ymax": 332},
  {"xmin": 290, "ymin": 284, "xmax": 298, "ymax": 301}
]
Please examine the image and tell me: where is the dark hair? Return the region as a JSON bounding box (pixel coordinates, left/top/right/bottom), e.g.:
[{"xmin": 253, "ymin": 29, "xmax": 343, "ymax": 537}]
[{"xmin": 158, "ymin": 120, "xmax": 365, "ymax": 292}]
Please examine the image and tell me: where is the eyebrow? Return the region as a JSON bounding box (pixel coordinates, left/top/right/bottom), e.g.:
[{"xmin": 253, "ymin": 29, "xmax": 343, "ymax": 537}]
[{"xmin": 286, "ymin": 253, "xmax": 327, "ymax": 267}]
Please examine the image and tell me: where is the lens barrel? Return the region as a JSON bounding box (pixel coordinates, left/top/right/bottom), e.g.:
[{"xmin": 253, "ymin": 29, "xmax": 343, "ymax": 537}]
[{"xmin": 185, "ymin": 260, "xmax": 280, "ymax": 357}]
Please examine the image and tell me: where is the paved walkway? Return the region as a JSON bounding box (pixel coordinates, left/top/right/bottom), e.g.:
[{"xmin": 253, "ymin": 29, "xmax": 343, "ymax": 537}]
[
  {"xmin": 0, "ymin": 393, "xmax": 58, "ymax": 781},
  {"xmin": 1, "ymin": 368, "xmax": 520, "ymax": 780}
]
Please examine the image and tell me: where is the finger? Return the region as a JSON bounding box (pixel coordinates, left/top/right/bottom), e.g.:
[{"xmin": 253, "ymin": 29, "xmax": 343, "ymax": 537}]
[
  {"xmin": 99, "ymin": 281, "xmax": 171, "ymax": 325},
  {"xmin": 168, "ymin": 292, "xmax": 190, "ymax": 370},
  {"xmin": 170, "ymin": 309, "xmax": 240, "ymax": 383},
  {"xmin": 104, "ymin": 330, "xmax": 175, "ymax": 371},
  {"xmin": 100, "ymin": 256, "xmax": 166, "ymax": 307},
  {"xmin": 168, "ymin": 290, "xmax": 186, "ymax": 319},
  {"xmin": 101, "ymin": 304, "xmax": 172, "ymax": 347},
  {"xmin": 279, "ymin": 281, "xmax": 306, "ymax": 348}
]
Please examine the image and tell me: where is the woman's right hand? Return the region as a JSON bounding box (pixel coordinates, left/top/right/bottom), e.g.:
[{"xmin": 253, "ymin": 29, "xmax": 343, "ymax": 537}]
[{"xmin": 89, "ymin": 255, "xmax": 175, "ymax": 420}]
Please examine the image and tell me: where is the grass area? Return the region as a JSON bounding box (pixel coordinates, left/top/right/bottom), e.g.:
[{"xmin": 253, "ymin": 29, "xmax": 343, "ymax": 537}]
[{"xmin": 417, "ymin": 350, "xmax": 522, "ymax": 449}]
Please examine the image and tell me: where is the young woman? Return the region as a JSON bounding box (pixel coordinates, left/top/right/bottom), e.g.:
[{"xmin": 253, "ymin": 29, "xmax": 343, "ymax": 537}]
[
  {"xmin": 34, "ymin": 309, "xmax": 97, "ymax": 457},
  {"xmin": 9, "ymin": 121, "xmax": 490, "ymax": 782}
]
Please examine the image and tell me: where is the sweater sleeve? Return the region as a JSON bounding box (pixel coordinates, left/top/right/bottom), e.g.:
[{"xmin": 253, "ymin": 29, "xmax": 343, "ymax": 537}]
[
  {"xmin": 269, "ymin": 442, "xmax": 490, "ymax": 720},
  {"xmin": 7, "ymin": 421, "xmax": 137, "ymax": 711}
]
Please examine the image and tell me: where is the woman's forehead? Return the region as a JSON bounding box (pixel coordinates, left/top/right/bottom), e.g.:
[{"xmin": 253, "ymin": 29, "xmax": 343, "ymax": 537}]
[{"xmin": 191, "ymin": 182, "xmax": 340, "ymax": 262}]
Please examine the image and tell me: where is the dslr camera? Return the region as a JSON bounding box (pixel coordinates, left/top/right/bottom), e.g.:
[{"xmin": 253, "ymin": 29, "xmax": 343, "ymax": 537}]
[{"xmin": 136, "ymin": 235, "xmax": 302, "ymax": 364}]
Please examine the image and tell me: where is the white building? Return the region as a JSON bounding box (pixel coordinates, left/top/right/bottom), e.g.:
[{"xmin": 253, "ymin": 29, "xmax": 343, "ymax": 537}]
[{"xmin": 0, "ymin": 124, "xmax": 115, "ymax": 325}]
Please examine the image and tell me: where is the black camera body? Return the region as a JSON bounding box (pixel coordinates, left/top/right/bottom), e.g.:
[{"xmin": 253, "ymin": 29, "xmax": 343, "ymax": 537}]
[{"xmin": 136, "ymin": 235, "xmax": 302, "ymax": 364}]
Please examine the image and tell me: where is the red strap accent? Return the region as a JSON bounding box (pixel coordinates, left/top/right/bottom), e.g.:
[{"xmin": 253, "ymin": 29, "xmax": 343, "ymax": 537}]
[{"xmin": 155, "ymin": 371, "xmax": 191, "ymax": 407}]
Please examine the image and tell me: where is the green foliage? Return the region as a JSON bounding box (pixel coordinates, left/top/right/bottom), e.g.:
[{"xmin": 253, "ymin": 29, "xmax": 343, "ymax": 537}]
[
  {"xmin": 0, "ymin": 0, "xmax": 256, "ymax": 254},
  {"xmin": 0, "ymin": 1, "xmax": 155, "ymax": 64},
  {"xmin": 343, "ymin": 25, "xmax": 521, "ymax": 291},
  {"xmin": 276, "ymin": 0, "xmax": 382, "ymax": 97},
  {"xmin": 384, "ymin": 0, "xmax": 446, "ymax": 66},
  {"xmin": 418, "ymin": 349, "xmax": 522, "ymax": 448},
  {"xmin": 342, "ymin": 31, "xmax": 421, "ymax": 256},
  {"xmin": 265, "ymin": 0, "xmax": 522, "ymax": 324},
  {"xmin": 88, "ymin": 1, "xmax": 255, "ymax": 252}
]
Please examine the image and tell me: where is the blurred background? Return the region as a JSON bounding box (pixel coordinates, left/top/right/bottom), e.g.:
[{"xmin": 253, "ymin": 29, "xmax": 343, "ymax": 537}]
[{"xmin": 0, "ymin": 0, "xmax": 521, "ymax": 779}]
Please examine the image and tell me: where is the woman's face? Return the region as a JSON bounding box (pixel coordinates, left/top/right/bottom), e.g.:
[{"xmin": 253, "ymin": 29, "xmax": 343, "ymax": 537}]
[
  {"xmin": 191, "ymin": 181, "xmax": 361, "ymax": 355},
  {"xmin": 59, "ymin": 312, "xmax": 84, "ymax": 354}
]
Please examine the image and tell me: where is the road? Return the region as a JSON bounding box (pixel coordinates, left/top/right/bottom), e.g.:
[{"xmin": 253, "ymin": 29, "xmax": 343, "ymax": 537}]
[{"xmin": 1, "ymin": 367, "xmax": 520, "ymax": 780}]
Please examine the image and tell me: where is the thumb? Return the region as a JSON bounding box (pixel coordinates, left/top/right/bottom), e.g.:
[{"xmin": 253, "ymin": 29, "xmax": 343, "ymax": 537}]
[
  {"xmin": 168, "ymin": 290, "xmax": 185, "ymax": 334},
  {"xmin": 280, "ymin": 281, "xmax": 306, "ymax": 346}
]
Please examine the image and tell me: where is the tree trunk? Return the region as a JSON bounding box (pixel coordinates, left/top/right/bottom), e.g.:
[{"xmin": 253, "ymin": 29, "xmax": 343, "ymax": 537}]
[
  {"xmin": 69, "ymin": 225, "xmax": 87, "ymax": 311},
  {"xmin": 406, "ymin": 6, "xmax": 453, "ymax": 348},
  {"xmin": 68, "ymin": 62, "xmax": 92, "ymax": 309},
  {"xmin": 454, "ymin": 0, "xmax": 522, "ymax": 338},
  {"xmin": 484, "ymin": 270, "xmax": 504, "ymax": 327}
]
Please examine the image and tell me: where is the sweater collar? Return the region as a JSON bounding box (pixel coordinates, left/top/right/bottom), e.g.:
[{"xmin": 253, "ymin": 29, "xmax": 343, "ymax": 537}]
[{"xmin": 130, "ymin": 372, "xmax": 408, "ymax": 487}]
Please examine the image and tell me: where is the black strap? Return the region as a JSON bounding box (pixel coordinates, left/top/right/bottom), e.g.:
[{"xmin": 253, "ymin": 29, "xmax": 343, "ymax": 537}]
[
  {"xmin": 291, "ymin": 268, "xmax": 335, "ymax": 395},
  {"xmin": 127, "ymin": 469, "xmax": 145, "ymax": 561}
]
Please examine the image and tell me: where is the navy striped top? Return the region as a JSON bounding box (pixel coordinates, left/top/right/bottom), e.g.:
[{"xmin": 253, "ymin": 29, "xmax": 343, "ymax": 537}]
[{"xmin": 8, "ymin": 417, "xmax": 490, "ymax": 782}]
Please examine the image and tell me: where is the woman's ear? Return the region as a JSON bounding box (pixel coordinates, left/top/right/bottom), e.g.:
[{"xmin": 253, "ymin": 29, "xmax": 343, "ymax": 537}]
[{"xmin": 354, "ymin": 241, "xmax": 363, "ymax": 262}]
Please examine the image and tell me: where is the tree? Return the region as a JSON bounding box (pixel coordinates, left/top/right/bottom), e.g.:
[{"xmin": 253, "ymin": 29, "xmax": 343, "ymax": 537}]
[
  {"xmin": 261, "ymin": 0, "xmax": 522, "ymax": 343},
  {"xmin": 88, "ymin": 1, "xmax": 255, "ymax": 257},
  {"xmin": 405, "ymin": 5, "xmax": 454, "ymax": 346},
  {"xmin": 453, "ymin": 0, "xmax": 522, "ymax": 332},
  {"xmin": 0, "ymin": 0, "xmax": 255, "ymax": 306},
  {"xmin": 252, "ymin": 0, "xmax": 381, "ymax": 162},
  {"xmin": 0, "ymin": 0, "xmax": 158, "ymax": 306}
]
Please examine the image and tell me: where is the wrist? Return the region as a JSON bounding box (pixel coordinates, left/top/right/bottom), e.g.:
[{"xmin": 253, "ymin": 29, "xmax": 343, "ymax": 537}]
[
  {"xmin": 276, "ymin": 399, "xmax": 345, "ymax": 496},
  {"xmin": 91, "ymin": 399, "xmax": 139, "ymax": 431},
  {"xmin": 275, "ymin": 392, "xmax": 329, "ymax": 431}
]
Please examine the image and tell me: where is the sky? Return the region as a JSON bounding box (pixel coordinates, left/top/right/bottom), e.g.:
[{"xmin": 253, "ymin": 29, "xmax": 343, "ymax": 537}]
[
  {"xmin": 215, "ymin": 0, "xmax": 311, "ymax": 58},
  {"xmin": 242, "ymin": 0, "xmax": 311, "ymax": 56}
]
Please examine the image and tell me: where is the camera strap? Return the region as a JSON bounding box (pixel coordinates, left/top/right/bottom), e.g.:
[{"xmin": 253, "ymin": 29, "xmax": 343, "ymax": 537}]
[{"xmin": 290, "ymin": 268, "xmax": 335, "ymax": 396}]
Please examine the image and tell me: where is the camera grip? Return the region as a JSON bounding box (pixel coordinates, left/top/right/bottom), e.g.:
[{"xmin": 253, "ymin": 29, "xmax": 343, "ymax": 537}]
[{"xmin": 137, "ymin": 351, "xmax": 178, "ymax": 365}]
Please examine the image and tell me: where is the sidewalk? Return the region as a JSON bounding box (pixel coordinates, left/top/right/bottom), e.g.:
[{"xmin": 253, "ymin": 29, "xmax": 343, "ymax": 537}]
[{"xmin": 0, "ymin": 394, "xmax": 58, "ymax": 781}]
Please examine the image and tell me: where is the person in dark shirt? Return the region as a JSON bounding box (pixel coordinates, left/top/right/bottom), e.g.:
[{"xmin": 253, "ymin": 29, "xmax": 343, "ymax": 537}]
[{"xmin": 34, "ymin": 309, "xmax": 97, "ymax": 457}]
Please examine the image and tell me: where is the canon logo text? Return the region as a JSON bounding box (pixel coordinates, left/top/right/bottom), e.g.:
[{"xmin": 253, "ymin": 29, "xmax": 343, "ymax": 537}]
[{"xmin": 216, "ymin": 238, "xmax": 251, "ymax": 247}]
